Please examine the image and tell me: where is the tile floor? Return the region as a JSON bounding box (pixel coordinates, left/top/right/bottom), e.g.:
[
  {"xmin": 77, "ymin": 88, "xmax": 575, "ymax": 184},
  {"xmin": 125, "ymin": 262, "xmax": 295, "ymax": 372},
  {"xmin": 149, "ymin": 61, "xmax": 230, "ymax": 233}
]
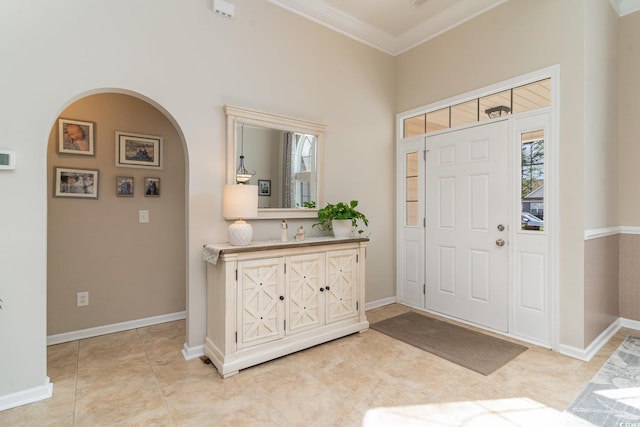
[{"xmin": 0, "ymin": 303, "xmax": 633, "ymax": 426}]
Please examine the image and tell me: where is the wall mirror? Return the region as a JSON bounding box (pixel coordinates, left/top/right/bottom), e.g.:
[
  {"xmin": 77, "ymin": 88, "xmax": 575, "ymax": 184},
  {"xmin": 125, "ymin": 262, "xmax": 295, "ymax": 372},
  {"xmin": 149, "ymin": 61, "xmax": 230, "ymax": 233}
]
[{"xmin": 225, "ymin": 105, "xmax": 325, "ymax": 219}]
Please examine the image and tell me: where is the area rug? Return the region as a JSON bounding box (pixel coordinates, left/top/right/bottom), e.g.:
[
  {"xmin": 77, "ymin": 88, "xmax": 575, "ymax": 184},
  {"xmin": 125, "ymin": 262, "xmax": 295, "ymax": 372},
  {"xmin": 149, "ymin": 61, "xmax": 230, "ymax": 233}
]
[
  {"xmin": 370, "ymin": 311, "xmax": 527, "ymax": 375},
  {"xmin": 566, "ymin": 335, "xmax": 640, "ymax": 426}
]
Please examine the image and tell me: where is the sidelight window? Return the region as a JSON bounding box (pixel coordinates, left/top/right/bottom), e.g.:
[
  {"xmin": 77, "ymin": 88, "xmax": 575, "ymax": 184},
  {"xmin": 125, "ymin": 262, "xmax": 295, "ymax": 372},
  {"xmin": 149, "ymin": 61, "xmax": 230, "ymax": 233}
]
[
  {"xmin": 520, "ymin": 129, "xmax": 544, "ymax": 231},
  {"xmin": 405, "ymin": 152, "xmax": 419, "ymax": 226}
]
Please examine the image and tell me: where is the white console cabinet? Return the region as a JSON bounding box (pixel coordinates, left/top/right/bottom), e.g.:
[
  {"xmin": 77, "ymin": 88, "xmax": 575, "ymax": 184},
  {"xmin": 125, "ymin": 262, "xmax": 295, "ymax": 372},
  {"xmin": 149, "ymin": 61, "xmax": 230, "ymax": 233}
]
[{"xmin": 203, "ymin": 238, "xmax": 369, "ymax": 377}]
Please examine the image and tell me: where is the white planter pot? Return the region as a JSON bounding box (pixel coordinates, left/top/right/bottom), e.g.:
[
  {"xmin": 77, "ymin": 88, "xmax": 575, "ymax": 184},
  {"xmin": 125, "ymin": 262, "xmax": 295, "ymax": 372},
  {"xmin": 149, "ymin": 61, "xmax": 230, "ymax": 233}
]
[{"xmin": 332, "ymin": 219, "xmax": 353, "ymax": 238}]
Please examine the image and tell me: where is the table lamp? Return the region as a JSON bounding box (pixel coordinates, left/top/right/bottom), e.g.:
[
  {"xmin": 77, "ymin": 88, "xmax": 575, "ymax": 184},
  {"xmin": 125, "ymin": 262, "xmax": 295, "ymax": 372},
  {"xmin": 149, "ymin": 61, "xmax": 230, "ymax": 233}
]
[{"xmin": 223, "ymin": 184, "xmax": 258, "ymax": 246}]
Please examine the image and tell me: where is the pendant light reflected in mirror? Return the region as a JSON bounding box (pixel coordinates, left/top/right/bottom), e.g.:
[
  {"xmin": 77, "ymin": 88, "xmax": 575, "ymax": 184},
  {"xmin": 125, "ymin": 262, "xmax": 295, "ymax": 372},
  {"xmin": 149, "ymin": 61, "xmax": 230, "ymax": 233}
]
[{"xmin": 236, "ymin": 124, "xmax": 255, "ymax": 184}]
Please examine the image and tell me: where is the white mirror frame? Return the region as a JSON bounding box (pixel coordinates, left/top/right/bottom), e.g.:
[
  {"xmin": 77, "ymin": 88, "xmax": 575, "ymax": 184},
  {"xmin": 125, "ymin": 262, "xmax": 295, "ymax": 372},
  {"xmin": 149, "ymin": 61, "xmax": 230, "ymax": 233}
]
[{"xmin": 225, "ymin": 105, "xmax": 325, "ymax": 219}]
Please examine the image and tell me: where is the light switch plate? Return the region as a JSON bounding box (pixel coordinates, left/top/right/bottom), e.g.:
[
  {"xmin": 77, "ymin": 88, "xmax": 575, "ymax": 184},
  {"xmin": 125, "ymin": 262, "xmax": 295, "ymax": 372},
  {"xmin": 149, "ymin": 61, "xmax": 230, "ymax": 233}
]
[{"xmin": 139, "ymin": 210, "xmax": 149, "ymax": 223}]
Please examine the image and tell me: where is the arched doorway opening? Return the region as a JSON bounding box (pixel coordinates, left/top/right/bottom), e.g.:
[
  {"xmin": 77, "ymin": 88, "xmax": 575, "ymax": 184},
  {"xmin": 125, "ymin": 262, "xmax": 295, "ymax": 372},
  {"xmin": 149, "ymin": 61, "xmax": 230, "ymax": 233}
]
[{"xmin": 46, "ymin": 90, "xmax": 188, "ymax": 344}]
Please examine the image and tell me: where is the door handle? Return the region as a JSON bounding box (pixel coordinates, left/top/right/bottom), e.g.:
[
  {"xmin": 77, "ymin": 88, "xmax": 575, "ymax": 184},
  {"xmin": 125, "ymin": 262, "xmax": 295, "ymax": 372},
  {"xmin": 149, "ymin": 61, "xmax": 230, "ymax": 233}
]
[{"xmin": 496, "ymin": 239, "xmax": 505, "ymax": 247}]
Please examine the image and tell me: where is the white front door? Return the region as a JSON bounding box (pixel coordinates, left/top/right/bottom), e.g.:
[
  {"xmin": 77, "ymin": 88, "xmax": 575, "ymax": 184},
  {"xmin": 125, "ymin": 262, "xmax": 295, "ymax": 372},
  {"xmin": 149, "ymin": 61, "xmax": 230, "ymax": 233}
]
[{"xmin": 425, "ymin": 121, "xmax": 509, "ymax": 331}]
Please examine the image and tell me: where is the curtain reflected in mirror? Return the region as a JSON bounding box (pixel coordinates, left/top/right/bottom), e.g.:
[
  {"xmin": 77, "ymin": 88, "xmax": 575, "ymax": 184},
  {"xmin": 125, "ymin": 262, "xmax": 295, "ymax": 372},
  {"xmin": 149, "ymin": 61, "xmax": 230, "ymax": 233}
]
[{"xmin": 238, "ymin": 124, "xmax": 317, "ymax": 209}]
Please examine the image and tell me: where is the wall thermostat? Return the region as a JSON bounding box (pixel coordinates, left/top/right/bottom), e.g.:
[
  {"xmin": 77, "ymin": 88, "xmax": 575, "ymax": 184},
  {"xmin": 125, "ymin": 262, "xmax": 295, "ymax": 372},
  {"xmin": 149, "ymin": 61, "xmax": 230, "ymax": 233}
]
[{"xmin": 0, "ymin": 149, "xmax": 16, "ymax": 170}]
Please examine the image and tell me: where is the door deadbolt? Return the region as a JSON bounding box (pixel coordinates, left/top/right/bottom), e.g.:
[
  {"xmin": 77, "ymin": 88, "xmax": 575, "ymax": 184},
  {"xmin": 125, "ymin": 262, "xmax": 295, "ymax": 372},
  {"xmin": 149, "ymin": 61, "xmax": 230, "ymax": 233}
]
[{"xmin": 497, "ymin": 224, "xmax": 505, "ymax": 231}]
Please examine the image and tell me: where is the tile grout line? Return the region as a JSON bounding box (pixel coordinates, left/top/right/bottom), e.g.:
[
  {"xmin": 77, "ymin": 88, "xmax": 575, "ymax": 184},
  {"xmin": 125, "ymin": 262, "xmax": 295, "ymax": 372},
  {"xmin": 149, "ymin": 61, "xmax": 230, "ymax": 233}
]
[
  {"xmin": 136, "ymin": 327, "xmax": 177, "ymax": 426},
  {"xmin": 72, "ymin": 340, "xmax": 80, "ymax": 426}
]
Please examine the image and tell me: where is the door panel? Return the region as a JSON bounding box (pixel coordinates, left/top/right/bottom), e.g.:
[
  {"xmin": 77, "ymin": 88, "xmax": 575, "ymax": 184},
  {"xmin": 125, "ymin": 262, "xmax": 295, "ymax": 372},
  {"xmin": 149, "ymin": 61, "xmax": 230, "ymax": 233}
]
[
  {"xmin": 237, "ymin": 257, "xmax": 285, "ymax": 348},
  {"xmin": 426, "ymin": 121, "xmax": 509, "ymax": 332},
  {"xmin": 326, "ymin": 249, "xmax": 358, "ymax": 323},
  {"xmin": 286, "ymin": 253, "xmax": 325, "ymax": 335}
]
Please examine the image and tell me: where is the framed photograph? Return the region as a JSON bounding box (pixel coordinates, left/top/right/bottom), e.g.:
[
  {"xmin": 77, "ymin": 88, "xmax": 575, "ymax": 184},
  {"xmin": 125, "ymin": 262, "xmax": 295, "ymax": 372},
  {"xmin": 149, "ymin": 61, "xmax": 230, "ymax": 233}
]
[
  {"xmin": 58, "ymin": 118, "xmax": 95, "ymax": 155},
  {"xmin": 258, "ymin": 179, "xmax": 271, "ymax": 196},
  {"xmin": 54, "ymin": 167, "xmax": 99, "ymax": 199},
  {"xmin": 116, "ymin": 176, "xmax": 134, "ymax": 197},
  {"xmin": 144, "ymin": 177, "xmax": 160, "ymax": 197},
  {"xmin": 115, "ymin": 131, "xmax": 163, "ymax": 169}
]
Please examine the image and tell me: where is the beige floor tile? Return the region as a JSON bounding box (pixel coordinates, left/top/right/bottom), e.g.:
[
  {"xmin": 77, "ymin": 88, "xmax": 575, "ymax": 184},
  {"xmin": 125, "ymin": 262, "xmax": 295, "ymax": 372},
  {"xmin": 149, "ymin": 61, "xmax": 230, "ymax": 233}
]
[
  {"xmin": 74, "ymin": 374, "xmax": 167, "ymax": 426},
  {"xmin": 168, "ymin": 394, "xmax": 275, "ymax": 426},
  {"xmin": 4, "ymin": 304, "xmax": 638, "ymax": 426}
]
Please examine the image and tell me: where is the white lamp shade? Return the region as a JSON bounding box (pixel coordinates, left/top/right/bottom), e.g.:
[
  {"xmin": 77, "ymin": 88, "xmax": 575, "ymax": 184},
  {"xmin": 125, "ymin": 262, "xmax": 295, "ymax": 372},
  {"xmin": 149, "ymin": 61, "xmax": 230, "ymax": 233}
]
[
  {"xmin": 223, "ymin": 184, "xmax": 258, "ymax": 219},
  {"xmin": 223, "ymin": 184, "xmax": 258, "ymax": 246}
]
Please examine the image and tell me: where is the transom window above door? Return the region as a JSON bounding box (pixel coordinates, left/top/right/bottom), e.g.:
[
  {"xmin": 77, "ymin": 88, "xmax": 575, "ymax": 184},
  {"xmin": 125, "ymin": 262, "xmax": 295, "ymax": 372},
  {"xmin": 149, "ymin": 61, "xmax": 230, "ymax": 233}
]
[{"xmin": 403, "ymin": 78, "xmax": 551, "ymax": 138}]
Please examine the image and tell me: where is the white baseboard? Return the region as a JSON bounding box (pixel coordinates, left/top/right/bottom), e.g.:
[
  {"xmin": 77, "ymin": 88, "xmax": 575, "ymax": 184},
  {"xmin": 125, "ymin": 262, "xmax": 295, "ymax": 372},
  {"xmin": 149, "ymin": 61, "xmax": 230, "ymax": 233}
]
[
  {"xmin": 365, "ymin": 297, "xmax": 397, "ymax": 311},
  {"xmin": 620, "ymin": 317, "xmax": 640, "ymax": 330},
  {"xmin": 47, "ymin": 311, "xmax": 186, "ymax": 345},
  {"xmin": 0, "ymin": 377, "xmax": 52, "ymax": 412},
  {"xmin": 558, "ymin": 317, "xmax": 623, "ymax": 361},
  {"xmin": 182, "ymin": 343, "xmax": 205, "ymax": 360}
]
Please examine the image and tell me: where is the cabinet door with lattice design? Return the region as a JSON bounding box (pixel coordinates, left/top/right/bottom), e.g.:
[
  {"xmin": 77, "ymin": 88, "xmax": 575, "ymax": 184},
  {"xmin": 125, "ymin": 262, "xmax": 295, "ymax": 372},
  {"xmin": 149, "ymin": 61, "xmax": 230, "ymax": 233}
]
[
  {"xmin": 325, "ymin": 249, "xmax": 358, "ymax": 324},
  {"xmin": 237, "ymin": 257, "xmax": 285, "ymax": 349},
  {"xmin": 286, "ymin": 253, "xmax": 325, "ymax": 335}
]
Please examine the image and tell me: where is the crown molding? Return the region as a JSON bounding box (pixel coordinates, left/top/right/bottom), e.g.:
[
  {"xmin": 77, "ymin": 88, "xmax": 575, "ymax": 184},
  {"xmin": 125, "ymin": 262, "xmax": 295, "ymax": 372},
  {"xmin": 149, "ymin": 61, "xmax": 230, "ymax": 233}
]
[
  {"xmin": 610, "ymin": 0, "xmax": 640, "ymax": 16},
  {"xmin": 266, "ymin": 0, "xmax": 640, "ymax": 55},
  {"xmin": 395, "ymin": 0, "xmax": 508, "ymax": 55},
  {"xmin": 264, "ymin": 0, "xmax": 397, "ymax": 55},
  {"xmin": 265, "ymin": 0, "xmax": 506, "ymax": 56}
]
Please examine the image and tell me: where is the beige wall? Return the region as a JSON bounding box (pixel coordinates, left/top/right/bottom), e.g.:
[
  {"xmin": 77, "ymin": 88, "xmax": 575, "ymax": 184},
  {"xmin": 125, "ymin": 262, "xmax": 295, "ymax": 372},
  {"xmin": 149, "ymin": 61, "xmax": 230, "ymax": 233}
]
[
  {"xmin": 581, "ymin": 0, "xmax": 620, "ymax": 347},
  {"xmin": 618, "ymin": 11, "xmax": 640, "ymax": 325},
  {"xmin": 620, "ymin": 234, "xmax": 640, "ymax": 320},
  {"xmin": 584, "ymin": 0, "xmax": 619, "ymax": 230},
  {"xmin": 396, "ymin": 0, "xmax": 587, "ymax": 348},
  {"xmin": 584, "ymin": 235, "xmax": 619, "ymax": 345},
  {"xmin": 619, "ymin": 12, "xmax": 640, "ymax": 225},
  {"xmin": 47, "ymin": 93, "xmax": 186, "ymax": 335}
]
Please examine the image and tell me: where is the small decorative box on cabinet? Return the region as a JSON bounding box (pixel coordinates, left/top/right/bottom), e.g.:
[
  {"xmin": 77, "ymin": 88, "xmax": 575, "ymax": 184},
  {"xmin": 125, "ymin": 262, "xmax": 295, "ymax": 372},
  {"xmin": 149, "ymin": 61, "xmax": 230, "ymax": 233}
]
[{"xmin": 202, "ymin": 237, "xmax": 369, "ymax": 378}]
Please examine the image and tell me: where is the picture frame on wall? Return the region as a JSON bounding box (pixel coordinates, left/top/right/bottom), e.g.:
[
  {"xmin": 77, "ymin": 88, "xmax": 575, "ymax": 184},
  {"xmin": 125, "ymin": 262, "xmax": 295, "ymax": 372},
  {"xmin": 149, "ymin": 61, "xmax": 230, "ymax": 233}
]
[
  {"xmin": 53, "ymin": 167, "xmax": 99, "ymax": 199},
  {"xmin": 115, "ymin": 131, "xmax": 163, "ymax": 169},
  {"xmin": 258, "ymin": 179, "xmax": 271, "ymax": 196},
  {"xmin": 144, "ymin": 177, "xmax": 160, "ymax": 197},
  {"xmin": 116, "ymin": 176, "xmax": 134, "ymax": 197},
  {"xmin": 58, "ymin": 118, "xmax": 95, "ymax": 156}
]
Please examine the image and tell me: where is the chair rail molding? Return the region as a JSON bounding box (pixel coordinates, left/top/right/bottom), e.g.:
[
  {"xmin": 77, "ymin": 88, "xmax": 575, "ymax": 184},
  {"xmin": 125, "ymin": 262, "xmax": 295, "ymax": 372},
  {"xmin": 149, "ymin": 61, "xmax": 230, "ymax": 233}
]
[{"xmin": 584, "ymin": 226, "xmax": 640, "ymax": 240}]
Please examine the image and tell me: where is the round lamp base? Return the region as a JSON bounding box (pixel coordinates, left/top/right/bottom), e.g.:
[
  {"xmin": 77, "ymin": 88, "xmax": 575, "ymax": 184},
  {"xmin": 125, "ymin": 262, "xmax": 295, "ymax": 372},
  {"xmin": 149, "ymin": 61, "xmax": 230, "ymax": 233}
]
[{"xmin": 228, "ymin": 220, "xmax": 253, "ymax": 246}]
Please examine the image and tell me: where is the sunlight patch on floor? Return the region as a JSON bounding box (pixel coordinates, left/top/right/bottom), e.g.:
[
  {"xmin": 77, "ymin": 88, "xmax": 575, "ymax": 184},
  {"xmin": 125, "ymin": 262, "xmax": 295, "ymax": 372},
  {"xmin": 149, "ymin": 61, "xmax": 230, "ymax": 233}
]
[{"xmin": 363, "ymin": 398, "xmax": 591, "ymax": 426}]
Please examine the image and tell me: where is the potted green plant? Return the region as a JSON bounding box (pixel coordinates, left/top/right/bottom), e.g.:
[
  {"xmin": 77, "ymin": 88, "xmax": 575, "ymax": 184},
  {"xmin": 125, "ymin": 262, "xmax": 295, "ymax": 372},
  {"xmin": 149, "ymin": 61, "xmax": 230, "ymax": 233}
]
[{"xmin": 313, "ymin": 200, "xmax": 369, "ymax": 237}]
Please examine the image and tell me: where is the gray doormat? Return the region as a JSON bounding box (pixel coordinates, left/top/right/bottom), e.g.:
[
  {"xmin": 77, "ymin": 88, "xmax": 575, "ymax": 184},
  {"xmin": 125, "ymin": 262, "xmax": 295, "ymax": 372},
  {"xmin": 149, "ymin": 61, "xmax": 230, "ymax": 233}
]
[
  {"xmin": 370, "ymin": 311, "xmax": 527, "ymax": 375},
  {"xmin": 566, "ymin": 335, "xmax": 640, "ymax": 426}
]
